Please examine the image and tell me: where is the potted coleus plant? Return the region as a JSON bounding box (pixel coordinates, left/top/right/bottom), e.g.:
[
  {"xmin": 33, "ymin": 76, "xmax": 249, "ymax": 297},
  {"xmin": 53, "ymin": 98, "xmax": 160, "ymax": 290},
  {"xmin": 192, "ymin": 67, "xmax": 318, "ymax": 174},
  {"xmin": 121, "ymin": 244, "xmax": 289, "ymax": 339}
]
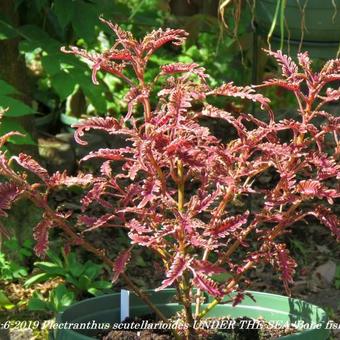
[{"xmin": 0, "ymin": 18, "xmax": 339, "ymax": 340}]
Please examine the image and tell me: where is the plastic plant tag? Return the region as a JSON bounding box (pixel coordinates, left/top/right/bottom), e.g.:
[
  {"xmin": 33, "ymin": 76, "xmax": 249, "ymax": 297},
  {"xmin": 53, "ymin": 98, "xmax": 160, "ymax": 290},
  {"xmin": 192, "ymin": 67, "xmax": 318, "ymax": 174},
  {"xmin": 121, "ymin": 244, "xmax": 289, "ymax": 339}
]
[{"xmin": 120, "ymin": 289, "xmax": 130, "ymax": 322}]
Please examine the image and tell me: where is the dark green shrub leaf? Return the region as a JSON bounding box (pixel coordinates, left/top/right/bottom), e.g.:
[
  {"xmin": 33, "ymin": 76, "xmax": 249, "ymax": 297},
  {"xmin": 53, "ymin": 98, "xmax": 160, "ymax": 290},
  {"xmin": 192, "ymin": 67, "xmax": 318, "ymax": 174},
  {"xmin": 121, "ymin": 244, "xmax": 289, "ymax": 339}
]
[
  {"xmin": 0, "ymin": 97, "xmax": 34, "ymax": 117},
  {"xmin": 54, "ymin": 0, "xmax": 75, "ymax": 29},
  {"xmin": 72, "ymin": 1, "xmax": 98, "ymax": 43},
  {"xmin": 0, "ymin": 117, "xmax": 35, "ymax": 145},
  {"xmin": 51, "ymin": 72, "xmax": 77, "ymax": 100},
  {"xmin": 0, "ymin": 17, "xmax": 18, "ymax": 40},
  {"xmin": 0, "ymin": 80, "xmax": 19, "ymax": 96}
]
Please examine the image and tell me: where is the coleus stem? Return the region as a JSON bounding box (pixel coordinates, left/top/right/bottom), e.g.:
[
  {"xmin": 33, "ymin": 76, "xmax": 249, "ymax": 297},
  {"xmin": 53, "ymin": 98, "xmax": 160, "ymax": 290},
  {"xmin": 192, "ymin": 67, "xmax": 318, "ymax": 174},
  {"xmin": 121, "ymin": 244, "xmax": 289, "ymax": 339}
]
[
  {"xmin": 21, "ymin": 192, "xmax": 181, "ymax": 339},
  {"xmin": 195, "ymin": 188, "xmax": 234, "ymax": 316},
  {"xmin": 198, "ymin": 130, "xmax": 306, "ymax": 320},
  {"xmin": 177, "ymin": 158, "xmax": 196, "ymax": 336},
  {"xmin": 198, "ymin": 200, "xmax": 302, "ymax": 320}
]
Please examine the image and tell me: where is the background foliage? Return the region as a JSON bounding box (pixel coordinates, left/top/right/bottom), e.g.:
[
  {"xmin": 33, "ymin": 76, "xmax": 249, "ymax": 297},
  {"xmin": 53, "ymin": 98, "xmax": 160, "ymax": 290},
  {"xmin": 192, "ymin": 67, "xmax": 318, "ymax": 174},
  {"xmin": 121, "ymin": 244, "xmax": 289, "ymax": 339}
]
[
  {"xmin": 0, "ymin": 0, "xmax": 253, "ymax": 148},
  {"xmin": 0, "ymin": 1, "xmax": 339, "ymax": 332}
]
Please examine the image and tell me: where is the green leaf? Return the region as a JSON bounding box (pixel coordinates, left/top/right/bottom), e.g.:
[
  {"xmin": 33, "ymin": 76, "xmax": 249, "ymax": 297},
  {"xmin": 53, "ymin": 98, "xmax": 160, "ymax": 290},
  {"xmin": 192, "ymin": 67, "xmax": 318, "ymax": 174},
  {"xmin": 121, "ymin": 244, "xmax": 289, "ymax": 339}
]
[
  {"xmin": 18, "ymin": 24, "xmax": 51, "ymax": 42},
  {"xmin": 28, "ymin": 297, "xmax": 49, "ymax": 311},
  {"xmin": 63, "ymin": 274, "xmax": 79, "ymax": 288},
  {"xmin": 0, "ymin": 80, "xmax": 20, "ymax": 96},
  {"xmin": 18, "ymin": 25, "xmax": 59, "ymax": 53},
  {"xmin": 54, "ymin": 0, "xmax": 75, "ymax": 29},
  {"xmin": 24, "ymin": 272, "xmax": 50, "ymax": 287},
  {"xmin": 20, "ymin": 249, "xmax": 32, "ymax": 257},
  {"xmin": 3, "ymin": 238, "xmax": 19, "ymax": 250},
  {"xmin": 211, "ymin": 272, "xmax": 232, "ymax": 284},
  {"xmin": 41, "ymin": 54, "xmax": 62, "ymax": 76},
  {"xmin": 83, "ymin": 263, "xmax": 102, "ymax": 279},
  {"xmin": 69, "ymin": 264, "xmax": 84, "ymax": 278},
  {"xmin": 78, "ymin": 275, "xmax": 91, "ymax": 290},
  {"xmin": 81, "ymin": 79, "xmax": 107, "ymax": 113},
  {"xmin": 72, "ymin": 1, "xmax": 98, "ymax": 43},
  {"xmin": 91, "ymin": 280, "xmax": 112, "ymax": 290},
  {"xmin": 0, "ymin": 117, "xmax": 35, "ymax": 145},
  {"xmin": 0, "ymin": 18, "xmax": 18, "ymax": 40},
  {"xmin": 65, "ymin": 252, "xmax": 78, "ymax": 267},
  {"xmin": 35, "ymin": 261, "xmax": 59, "ymax": 268},
  {"xmin": 33, "ymin": 0, "xmax": 48, "ymax": 11},
  {"xmin": 87, "ymin": 287, "xmax": 101, "ymax": 296},
  {"xmin": 46, "ymin": 251, "xmax": 63, "ymax": 267},
  {"xmin": 135, "ymin": 256, "xmax": 147, "ymax": 267},
  {"xmin": 35, "ymin": 261, "xmax": 65, "ymax": 275},
  {"xmin": 0, "ymin": 96, "xmax": 34, "ymax": 117},
  {"xmin": 10, "ymin": 263, "xmax": 28, "ymax": 278},
  {"xmin": 59, "ymin": 292, "xmax": 74, "ymax": 310},
  {"xmin": 0, "ymin": 290, "xmax": 15, "ymax": 310},
  {"xmin": 23, "ymin": 239, "xmax": 34, "ymax": 248},
  {"xmin": 41, "ymin": 53, "xmax": 81, "ymax": 76},
  {"xmin": 51, "ymin": 285, "xmax": 75, "ymax": 312},
  {"xmin": 51, "ymin": 72, "xmax": 77, "ymax": 100}
]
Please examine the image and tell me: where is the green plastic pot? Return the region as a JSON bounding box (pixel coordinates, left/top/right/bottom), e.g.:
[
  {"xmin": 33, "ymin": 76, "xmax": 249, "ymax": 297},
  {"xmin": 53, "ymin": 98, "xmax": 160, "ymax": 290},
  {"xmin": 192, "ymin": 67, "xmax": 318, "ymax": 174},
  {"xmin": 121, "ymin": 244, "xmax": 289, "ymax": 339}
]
[
  {"xmin": 255, "ymin": 0, "xmax": 340, "ymax": 42},
  {"xmin": 52, "ymin": 289, "xmax": 330, "ymax": 340},
  {"xmin": 268, "ymin": 36, "xmax": 340, "ymax": 59}
]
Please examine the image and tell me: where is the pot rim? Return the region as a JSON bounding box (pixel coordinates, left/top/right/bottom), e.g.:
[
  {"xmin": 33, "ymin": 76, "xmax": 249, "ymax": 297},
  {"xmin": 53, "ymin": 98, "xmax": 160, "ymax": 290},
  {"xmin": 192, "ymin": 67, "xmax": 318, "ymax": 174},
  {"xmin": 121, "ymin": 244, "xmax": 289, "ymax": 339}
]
[{"xmin": 55, "ymin": 289, "xmax": 329, "ymax": 340}]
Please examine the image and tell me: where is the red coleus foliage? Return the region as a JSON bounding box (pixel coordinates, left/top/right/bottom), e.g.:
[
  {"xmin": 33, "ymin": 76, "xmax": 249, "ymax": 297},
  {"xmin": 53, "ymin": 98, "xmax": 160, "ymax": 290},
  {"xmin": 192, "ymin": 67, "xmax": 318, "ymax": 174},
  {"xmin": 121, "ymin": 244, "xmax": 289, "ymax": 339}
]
[{"xmin": 0, "ymin": 20, "xmax": 339, "ymax": 330}]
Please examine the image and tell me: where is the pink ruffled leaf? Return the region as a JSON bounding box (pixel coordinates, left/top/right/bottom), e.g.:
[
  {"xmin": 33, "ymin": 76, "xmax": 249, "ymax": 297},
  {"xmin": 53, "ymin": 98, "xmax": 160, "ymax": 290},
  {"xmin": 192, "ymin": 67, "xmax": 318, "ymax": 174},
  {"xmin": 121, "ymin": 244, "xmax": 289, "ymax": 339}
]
[
  {"xmin": 265, "ymin": 50, "xmax": 298, "ymax": 77},
  {"xmin": 112, "ymin": 248, "xmax": 132, "ymax": 283},
  {"xmin": 48, "ymin": 171, "xmax": 93, "ymax": 187},
  {"xmin": 13, "ymin": 154, "xmax": 49, "ymax": 183},
  {"xmin": 210, "ymin": 82, "xmax": 270, "ymax": 108},
  {"xmin": 73, "ymin": 117, "xmax": 123, "ymax": 145},
  {"xmin": 208, "ymin": 211, "xmax": 249, "ymax": 238},
  {"xmin": 271, "ymin": 243, "xmax": 297, "ymax": 295},
  {"xmin": 156, "ymin": 253, "xmax": 189, "ymax": 291},
  {"xmin": 0, "ymin": 222, "xmax": 10, "ymax": 239},
  {"xmin": 160, "ymin": 63, "xmax": 208, "ymax": 79},
  {"xmin": 137, "ymin": 178, "xmax": 161, "ymax": 208},
  {"xmin": 192, "ymin": 272, "xmax": 223, "ymax": 297},
  {"xmin": 33, "ymin": 216, "xmax": 53, "ymax": 257},
  {"xmin": 81, "ymin": 148, "xmax": 131, "ymax": 162},
  {"xmin": 0, "ymin": 182, "xmax": 22, "ymax": 217},
  {"xmin": 308, "ymin": 206, "xmax": 340, "ymax": 241},
  {"xmin": 79, "ymin": 214, "xmax": 116, "ymax": 232},
  {"xmin": 81, "ymin": 181, "xmax": 112, "ymax": 211},
  {"xmin": 191, "ymin": 259, "xmax": 226, "ymax": 275},
  {"xmin": 142, "ymin": 28, "xmax": 188, "ymax": 55},
  {"xmin": 297, "ymin": 51, "xmax": 312, "ymax": 72}
]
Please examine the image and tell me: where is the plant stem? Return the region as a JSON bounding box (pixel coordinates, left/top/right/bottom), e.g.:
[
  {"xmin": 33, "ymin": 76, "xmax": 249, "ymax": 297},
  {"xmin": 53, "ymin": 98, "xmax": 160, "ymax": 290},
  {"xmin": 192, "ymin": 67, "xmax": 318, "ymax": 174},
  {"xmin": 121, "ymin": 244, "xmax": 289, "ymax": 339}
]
[
  {"xmin": 143, "ymin": 97, "xmax": 152, "ymax": 122},
  {"xmin": 177, "ymin": 159, "xmax": 195, "ymax": 338},
  {"xmin": 195, "ymin": 189, "xmax": 233, "ymax": 316},
  {"xmin": 267, "ymin": 0, "xmax": 281, "ymax": 49},
  {"xmin": 198, "ymin": 201, "xmax": 302, "ymax": 320},
  {"xmin": 26, "ymin": 194, "xmax": 183, "ymax": 339},
  {"xmin": 182, "ymin": 273, "xmax": 195, "ymax": 339},
  {"xmin": 177, "ymin": 159, "xmax": 184, "ymax": 213},
  {"xmin": 148, "ymin": 149, "xmax": 166, "ymax": 193},
  {"xmin": 216, "ymin": 221, "xmax": 257, "ymax": 266}
]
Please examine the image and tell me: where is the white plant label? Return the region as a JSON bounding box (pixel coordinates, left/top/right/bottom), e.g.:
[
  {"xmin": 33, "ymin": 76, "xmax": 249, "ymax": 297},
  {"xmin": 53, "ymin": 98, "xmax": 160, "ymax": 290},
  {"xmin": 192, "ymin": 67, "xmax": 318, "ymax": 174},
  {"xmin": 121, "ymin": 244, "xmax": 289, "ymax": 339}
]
[{"xmin": 120, "ymin": 289, "xmax": 130, "ymax": 322}]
